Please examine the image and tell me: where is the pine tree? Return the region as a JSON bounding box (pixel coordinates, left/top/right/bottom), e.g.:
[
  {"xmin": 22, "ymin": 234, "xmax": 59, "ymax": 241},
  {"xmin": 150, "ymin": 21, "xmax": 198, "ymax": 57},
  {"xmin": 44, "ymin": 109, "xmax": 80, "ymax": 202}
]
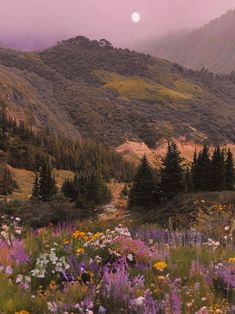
[
  {"xmin": 211, "ymin": 146, "xmax": 226, "ymax": 191},
  {"xmin": 184, "ymin": 167, "xmax": 194, "ymax": 193},
  {"xmin": 226, "ymin": 149, "xmax": 234, "ymax": 191},
  {"xmin": 39, "ymin": 159, "xmax": 57, "ymax": 201},
  {"xmin": 129, "ymin": 155, "xmax": 157, "ymax": 209},
  {"xmin": 195, "ymin": 144, "xmax": 212, "ymax": 191},
  {"xmin": 32, "ymin": 172, "xmax": 40, "ymax": 199},
  {"xmin": 0, "ymin": 165, "xmax": 15, "ymax": 195},
  {"xmin": 62, "ymin": 178, "xmax": 77, "ymax": 201},
  {"xmin": 161, "ymin": 143, "xmax": 184, "ymax": 200},
  {"xmin": 76, "ymin": 167, "xmax": 111, "ymax": 212},
  {"xmin": 191, "ymin": 150, "xmax": 199, "ymax": 192}
]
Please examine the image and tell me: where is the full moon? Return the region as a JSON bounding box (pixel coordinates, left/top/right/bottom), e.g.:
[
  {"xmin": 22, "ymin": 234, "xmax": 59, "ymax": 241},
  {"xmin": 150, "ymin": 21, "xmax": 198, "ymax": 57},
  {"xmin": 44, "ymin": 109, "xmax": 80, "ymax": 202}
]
[{"xmin": 131, "ymin": 12, "xmax": 141, "ymax": 23}]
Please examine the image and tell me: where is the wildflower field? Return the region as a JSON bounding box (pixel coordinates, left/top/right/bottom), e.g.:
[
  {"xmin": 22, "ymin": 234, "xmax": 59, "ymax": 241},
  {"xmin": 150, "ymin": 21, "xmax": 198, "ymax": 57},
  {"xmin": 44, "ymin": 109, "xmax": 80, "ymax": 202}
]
[{"xmin": 0, "ymin": 203, "xmax": 234, "ymax": 314}]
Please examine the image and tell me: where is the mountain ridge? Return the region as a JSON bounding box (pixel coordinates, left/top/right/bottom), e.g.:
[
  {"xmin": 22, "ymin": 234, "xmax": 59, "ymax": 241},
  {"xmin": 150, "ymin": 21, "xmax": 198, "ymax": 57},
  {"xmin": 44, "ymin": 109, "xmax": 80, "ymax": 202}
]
[
  {"xmin": 142, "ymin": 9, "xmax": 235, "ymax": 74},
  {"xmin": 1, "ymin": 35, "xmax": 235, "ymax": 151}
]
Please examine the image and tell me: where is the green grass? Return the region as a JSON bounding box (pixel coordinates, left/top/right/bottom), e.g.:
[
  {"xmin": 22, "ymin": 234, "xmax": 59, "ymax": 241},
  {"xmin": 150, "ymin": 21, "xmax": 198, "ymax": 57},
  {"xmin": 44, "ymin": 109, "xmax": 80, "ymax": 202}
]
[
  {"xmin": 94, "ymin": 70, "xmax": 194, "ymax": 102},
  {"xmin": 7, "ymin": 168, "xmax": 74, "ymax": 201}
]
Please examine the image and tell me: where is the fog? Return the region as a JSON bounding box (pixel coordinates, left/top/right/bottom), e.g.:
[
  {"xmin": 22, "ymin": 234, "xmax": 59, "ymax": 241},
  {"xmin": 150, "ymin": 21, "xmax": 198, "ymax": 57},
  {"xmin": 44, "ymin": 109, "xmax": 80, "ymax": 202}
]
[{"xmin": 0, "ymin": 0, "xmax": 235, "ymax": 50}]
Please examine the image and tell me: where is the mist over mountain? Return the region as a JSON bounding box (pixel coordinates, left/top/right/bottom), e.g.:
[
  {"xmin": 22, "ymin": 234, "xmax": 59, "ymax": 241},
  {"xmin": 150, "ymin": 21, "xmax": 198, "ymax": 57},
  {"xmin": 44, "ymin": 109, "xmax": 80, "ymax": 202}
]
[
  {"xmin": 141, "ymin": 9, "xmax": 235, "ymax": 74},
  {"xmin": 1, "ymin": 0, "xmax": 235, "ymax": 51},
  {"xmin": 0, "ymin": 35, "xmax": 55, "ymax": 52}
]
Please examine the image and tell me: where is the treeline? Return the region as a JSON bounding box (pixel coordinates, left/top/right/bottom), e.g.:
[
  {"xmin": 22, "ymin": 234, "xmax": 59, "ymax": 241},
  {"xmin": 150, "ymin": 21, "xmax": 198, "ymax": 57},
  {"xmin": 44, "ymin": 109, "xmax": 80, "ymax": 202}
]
[
  {"xmin": 31, "ymin": 157, "xmax": 111, "ymax": 218},
  {"xmin": 129, "ymin": 143, "xmax": 234, "ymax": 211},
  {"xmin": 0, "ymin": 104, "xmax": 135, "ymax": 182},
  {"xmin": 191, "ymin": 145, "xmax": 234, "ymax": 192}
]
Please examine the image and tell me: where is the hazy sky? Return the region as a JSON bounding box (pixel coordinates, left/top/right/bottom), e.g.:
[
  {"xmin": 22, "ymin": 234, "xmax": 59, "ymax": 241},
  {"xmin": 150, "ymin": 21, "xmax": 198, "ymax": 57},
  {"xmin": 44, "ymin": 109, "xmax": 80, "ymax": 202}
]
[{"xmin": 0, "ymin": 0, "xmax": 235, "ymax": 50}]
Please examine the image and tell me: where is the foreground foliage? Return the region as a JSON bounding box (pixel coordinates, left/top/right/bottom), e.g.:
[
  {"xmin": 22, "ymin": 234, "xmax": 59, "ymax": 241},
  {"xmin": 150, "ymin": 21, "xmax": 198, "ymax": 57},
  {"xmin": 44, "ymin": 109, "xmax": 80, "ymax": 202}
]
[{"xmin": 0, "ymin": 205, "xmax": 234, "ymax": 314}]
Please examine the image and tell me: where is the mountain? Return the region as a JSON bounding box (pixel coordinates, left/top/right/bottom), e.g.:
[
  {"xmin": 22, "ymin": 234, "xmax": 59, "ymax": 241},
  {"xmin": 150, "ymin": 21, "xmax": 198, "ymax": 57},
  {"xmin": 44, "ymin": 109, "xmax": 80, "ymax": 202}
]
[
  {"xmin": 1, "ymin": 35, "xmax": 235, "ymax": 152},
  {"xmin": 142, "ymin": 9, "xmax": 235, "ymax": 74}
]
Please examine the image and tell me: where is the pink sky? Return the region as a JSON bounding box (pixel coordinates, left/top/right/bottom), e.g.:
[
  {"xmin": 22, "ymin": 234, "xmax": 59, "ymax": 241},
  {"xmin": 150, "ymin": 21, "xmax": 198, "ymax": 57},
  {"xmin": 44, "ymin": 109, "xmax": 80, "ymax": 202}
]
[{"xmin": 0, "ymin": 0, "xmax": 235, "ymax": 50}]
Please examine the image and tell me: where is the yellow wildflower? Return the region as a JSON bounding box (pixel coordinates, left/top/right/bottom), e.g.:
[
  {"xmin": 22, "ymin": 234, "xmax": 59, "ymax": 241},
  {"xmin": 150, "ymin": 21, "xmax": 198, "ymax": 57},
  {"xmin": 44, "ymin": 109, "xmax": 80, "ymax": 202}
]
[
  {"xmin": 73, "ymin": 230, "xmax": 87, "ymax": 239},
  {"xmin": 91, "ymin": 232, "xmax": 101, "ymax": 241},
  {"xmin": 76, "ymin": 248, "xmax": 85, "ymax": 255},
  {"xmin": 153, "ymin": 261, "xmax": 167, "ymax": 272},
  {"xmin": 229, "ymin": 257, "xmax": 235, "ymax": 263},
  {"xmin": 63, "ymin": 240, "xmax": 70, "ymax": 245},
  {"xmin": 15, "ymin": 311, "xmax": 30, "ymax": 314},
  {"xmin": 157, "ymin": 275, "xmax": 165, "ymax": 281},
  {"xmin": 79, "ymin": 232, "xmax": 86, "ymax": 237},
  {"xmin": 49, "ymin": 280, "xmax": 57, "ymax": 290},
  {"xmin": 73, "ymin": 230, "xmax": 81, "ymax": 238}
]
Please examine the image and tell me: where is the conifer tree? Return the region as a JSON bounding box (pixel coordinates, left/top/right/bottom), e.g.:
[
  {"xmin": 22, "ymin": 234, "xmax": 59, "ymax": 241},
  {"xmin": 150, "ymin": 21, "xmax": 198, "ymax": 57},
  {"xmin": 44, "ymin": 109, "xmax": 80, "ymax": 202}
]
[
  {"xmin": 161, "ymin": 143, "xmax": 184, "ymax": 199},
  {"xmin": 62, "ymin": 178, "xmax": 77, "ymax": 201},
  {"xmin": 226, "ymin": 149, "xmax": 234, "ymax": 190},
  {"xmin": 39, "ymin": 159, "xmax": 57, "ymax": 201},
  {"xmin": 32, "ymin": 172, "xmax": 40, "ymax": 199},
  {"xmin": 184, "ymin": 167, "xmax": 194, "ymax": 193},
  {"xmin": 195, "ymin": 144, "xmax": 211, "ymax": 191},
  {"xmin": 211, "ymin": 146, "xmax": 226, "ymax": 191},
  {"xmin": 76, "ymin": 167, "xmax": 111, "ymax": 212},
  {"xmin": 0, "ymin": 166, "xmax": 15, "ymax": 195},
  {"xmin": 129, "ymin": 155, "xmax": 157, "ymax": 209},
  {"xmin": 191, "ymin": 150, "xmax": 199, "ymax": 192}
]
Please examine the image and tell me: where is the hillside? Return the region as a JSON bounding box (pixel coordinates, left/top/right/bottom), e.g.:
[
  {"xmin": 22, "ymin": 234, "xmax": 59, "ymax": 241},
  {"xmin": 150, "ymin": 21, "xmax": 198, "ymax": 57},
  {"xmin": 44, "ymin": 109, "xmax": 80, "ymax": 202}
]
[
  {"xmin": 142, "ymin": 9, "xmax": 235, "ymax": 74},
  {"xmin": 1, "ymin": 35, "xmax": 235, "ymax": 150}
]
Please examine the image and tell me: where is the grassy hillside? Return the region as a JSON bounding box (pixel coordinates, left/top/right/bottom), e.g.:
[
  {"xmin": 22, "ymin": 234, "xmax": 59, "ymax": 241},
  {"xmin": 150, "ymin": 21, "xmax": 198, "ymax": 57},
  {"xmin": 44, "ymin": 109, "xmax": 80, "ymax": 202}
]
[
  {"xmin": 1, "ymin": 35, "xmax": 235, "ymax": 148},
  {"xmin": 5, "ymin": 168, "xmax": 74, "ymax": 201},
  {"xmin": 142, "ymin": 9, "xmax": 235, "ymax": 74}
]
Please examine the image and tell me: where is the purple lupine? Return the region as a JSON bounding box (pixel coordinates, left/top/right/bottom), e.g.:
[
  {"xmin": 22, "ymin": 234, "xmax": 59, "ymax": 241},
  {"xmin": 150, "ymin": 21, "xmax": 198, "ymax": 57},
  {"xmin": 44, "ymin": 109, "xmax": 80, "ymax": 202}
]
[
  {"xmin": 171, "ymin": 289, "xmax": 181, "ymax": 314},
  {"xmin": 131, "ymin": 225, "xmax": 207, "ymax": 246},
  {"xmin": 11, "ymin": 240, "xmax": 30, "ymax": 265},
  {"xmin": 75, "ymin": 289, "xmax": 94, "ymax": 314},
  {"xmin": 143, "ymin": 289, "xmax": 161, "ymax": 314},
  {"xmin": 213, "ymin": 263, "xmax": 235, "ymax": 289}
]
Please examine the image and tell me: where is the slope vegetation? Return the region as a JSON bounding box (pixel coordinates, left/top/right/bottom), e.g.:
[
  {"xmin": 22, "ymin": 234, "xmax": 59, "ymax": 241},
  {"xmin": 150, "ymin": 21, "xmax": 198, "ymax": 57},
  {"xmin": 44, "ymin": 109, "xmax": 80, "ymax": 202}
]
[
  {"xmin": 144, "ymin": 9, "xmax": 235, "ymax": 74},
  {"xmin": 1, "ymin": 35, "xmax": 235, "ymax": 148}
]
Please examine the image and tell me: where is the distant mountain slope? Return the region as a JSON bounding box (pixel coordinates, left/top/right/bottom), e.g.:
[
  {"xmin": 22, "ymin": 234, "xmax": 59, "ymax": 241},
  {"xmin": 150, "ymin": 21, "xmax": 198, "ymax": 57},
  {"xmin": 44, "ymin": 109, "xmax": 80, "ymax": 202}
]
[
  {"xmin": 144, "ymin": 9, "xmax": 235, "ymax": 74},
  {"xmin": 1, "ymin": 36, "xmax": 235, "ymax": 149}
]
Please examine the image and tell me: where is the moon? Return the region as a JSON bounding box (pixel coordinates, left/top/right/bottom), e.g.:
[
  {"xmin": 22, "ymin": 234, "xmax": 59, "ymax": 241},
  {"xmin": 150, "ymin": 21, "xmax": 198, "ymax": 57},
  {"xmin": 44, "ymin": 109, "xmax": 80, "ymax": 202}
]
[{"xmin": 131, "ymin": 12, "xmax": 141, "ymax": 23}]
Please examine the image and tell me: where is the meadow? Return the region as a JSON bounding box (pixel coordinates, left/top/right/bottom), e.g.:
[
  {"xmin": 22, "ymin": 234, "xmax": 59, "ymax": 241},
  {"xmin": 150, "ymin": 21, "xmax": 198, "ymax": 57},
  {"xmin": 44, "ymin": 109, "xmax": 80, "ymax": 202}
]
[{"xmin": 0, "ymin": 201, "xmax": 234, "ymax": 314}]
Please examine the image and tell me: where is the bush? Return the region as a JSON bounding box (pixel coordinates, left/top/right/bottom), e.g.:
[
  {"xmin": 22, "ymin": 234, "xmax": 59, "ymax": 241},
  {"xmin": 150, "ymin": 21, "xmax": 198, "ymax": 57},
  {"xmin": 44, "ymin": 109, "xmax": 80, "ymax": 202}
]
[{"xmin": 0, "ymin": 196, "xmax": 78, "ymax": 228}]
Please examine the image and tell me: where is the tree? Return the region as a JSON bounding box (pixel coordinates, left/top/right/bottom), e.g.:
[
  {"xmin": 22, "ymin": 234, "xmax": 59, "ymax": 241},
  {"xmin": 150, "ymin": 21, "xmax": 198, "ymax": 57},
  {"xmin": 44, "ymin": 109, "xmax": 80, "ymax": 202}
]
[
  {"xmin": 193, "ymin": 144, "xmax": 212, "ymax": 192},
  {"xmin": 75, "ymin": 167, "xmax": 112, "ymax": 217},
  {"xmin": 226, "ymin": 149, "xmax": 234, "ymax": 191},
  {"xmin": 184, "ymin": 167, "xmax": 194, "ymax": 193},
  {"xmin": 62, "ymin": 178, "xmax": 77, "ymax": 201},
  {"xmin": 161, "ymin": 143, "xmax": 184, "ymax": 200},
  {"xmin": 191, "ymin": 150, "xmax": 199, "ymax": 192},
  {"xmin": 129, "ymin": 155, "xmax": 157, "ymax": 209},
  {"xmin": 0, "ymin": 165, "xmax": 16, "ymax": 195},
  {"xmin": 211, "ymin": 146, "xmax": 226, "ymax": 191},
  {"xmin": 39, "ymin": 159, "xmax": 57, "ymax": 201},
  {"xmin": 32, "ymin": 172, "xmax": 40, "ymax": 199}
]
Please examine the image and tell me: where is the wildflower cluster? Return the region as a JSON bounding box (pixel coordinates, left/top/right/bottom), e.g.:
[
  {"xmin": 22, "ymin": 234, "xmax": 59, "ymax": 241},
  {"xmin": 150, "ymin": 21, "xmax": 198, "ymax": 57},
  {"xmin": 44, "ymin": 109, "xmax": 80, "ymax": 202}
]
[
  {"xmin": 31, "ymin": 247, "xmax": 70, "ymax": 279},
  {"xmin": 0, "ymin": 215, "xmax": 22, "ymax": 245},
  {"xmin": 0, "ymin": 220, "xmax": 234, "ymax": 314}
]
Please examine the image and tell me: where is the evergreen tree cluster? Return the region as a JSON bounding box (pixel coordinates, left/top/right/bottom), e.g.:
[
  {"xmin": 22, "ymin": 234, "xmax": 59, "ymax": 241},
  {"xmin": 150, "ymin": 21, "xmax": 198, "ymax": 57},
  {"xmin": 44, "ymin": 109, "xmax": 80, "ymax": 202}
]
[
  {"xmin": 129, "ymin": 143, "xmax": 235, "ymax": 211},
  {"xmin": 32, "ymin": 159, "xmax": 57, "ymax": 201},
  {"xmin": 192, "ymin": 145, "xmax": 234, "ymax": 192},
  {"xmin": 0, "ymin": 103, "xmax": 135, "ymax": 182},
  {"xmin": 62, "ymin": 165, "xmax": 111, "ymax": 216},
  {"xmin": 0, "ymin": 165, "xmax": 16, "ymax": 195}
]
